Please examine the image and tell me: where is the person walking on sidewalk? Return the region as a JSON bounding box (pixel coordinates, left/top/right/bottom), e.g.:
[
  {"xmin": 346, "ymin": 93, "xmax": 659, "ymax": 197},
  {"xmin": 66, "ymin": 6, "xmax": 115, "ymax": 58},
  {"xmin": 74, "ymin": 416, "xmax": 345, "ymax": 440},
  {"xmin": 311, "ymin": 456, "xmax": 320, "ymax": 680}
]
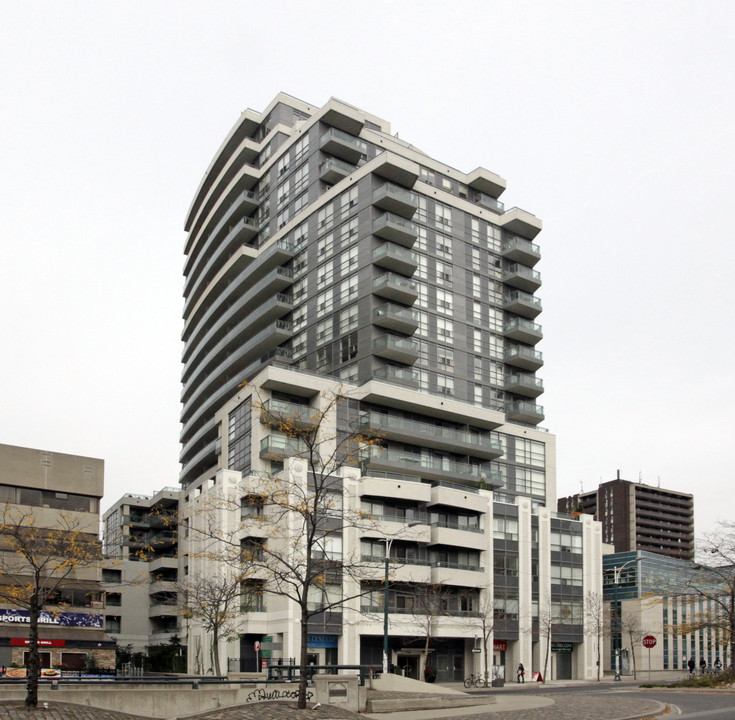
[{"xmin": 517, "ymin": 663, "xmax": 525, "ymax": 683}]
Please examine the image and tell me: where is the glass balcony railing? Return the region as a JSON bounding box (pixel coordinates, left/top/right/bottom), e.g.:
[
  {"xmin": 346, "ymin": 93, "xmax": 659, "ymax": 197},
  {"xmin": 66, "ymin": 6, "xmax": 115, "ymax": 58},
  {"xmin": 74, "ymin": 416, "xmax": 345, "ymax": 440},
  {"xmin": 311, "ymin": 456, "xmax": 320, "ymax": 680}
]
[{"xmin": 359, "ymin": 411, "xmax": 501, "ymax": 454}]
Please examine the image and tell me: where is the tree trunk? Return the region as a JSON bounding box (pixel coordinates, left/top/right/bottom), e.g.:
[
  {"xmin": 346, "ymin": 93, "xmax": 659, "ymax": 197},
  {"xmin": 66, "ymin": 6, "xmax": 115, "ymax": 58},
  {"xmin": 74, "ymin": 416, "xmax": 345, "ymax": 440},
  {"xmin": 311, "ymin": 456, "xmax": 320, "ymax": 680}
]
[
  {"xmin": 26, "ymin": 594, "xmax": 39, "ymax": 708},
  {"xmin": 212, "ymin": 627, "xmax": 221, "ymax": 677},
  {"xmin": 483, "ymin": 633, "xmax": 489, "ymax": 687},
  {"xmin": 542, "ymin": 636, "xmax": 550, "ymax": 684},
  {"xmin": 297, "ymin": 606, "xmax": 310, "ymax": 709}
]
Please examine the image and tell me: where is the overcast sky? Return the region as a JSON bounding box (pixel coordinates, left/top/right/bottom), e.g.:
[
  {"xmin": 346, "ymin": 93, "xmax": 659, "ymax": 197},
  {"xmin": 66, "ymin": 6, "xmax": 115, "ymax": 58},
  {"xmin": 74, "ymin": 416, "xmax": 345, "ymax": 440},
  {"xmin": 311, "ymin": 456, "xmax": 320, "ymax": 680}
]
[{"xmin": 1, "ymin": 1, "xmax": 733, "ymax": 535}]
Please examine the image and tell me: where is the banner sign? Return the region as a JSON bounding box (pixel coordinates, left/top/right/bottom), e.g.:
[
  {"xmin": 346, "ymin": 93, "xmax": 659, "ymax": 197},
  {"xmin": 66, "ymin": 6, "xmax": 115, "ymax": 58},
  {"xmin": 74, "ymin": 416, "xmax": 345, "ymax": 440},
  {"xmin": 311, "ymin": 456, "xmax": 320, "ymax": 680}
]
[
  {"xmin": 493, "ymin": 640, "xmax": 507, "ymax": 652},
  {"xmin": 551, "ymin": 642, "xmax": 573, "ymax": 652},
  {"xmin": 11, "ymin": 638, "xmax": 66, "ymax": 647},
  {"xmin": 0, "ymin": 609, "xmax": 103, "ymax": 628},
  {"xmin": 306, "ymin": 634, "xmax": 338, "ymax": 648}
]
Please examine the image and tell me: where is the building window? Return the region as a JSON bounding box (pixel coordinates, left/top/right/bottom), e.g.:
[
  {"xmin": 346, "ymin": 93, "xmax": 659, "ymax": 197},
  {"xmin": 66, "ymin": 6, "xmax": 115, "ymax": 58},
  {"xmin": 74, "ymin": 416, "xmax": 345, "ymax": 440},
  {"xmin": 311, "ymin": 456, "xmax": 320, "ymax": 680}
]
[
  {"xmin": 339, "ymin": 304, "xmax": 358, "ymax": 334},
  {"xmin": 228, "ymin": 398, "xmax": 252, "ymax": 474},
  {"xmin": 317, "ymin": 260, "xmax": 334, "ymax": 288},
  {"xmin": 277, "ymin": 155, "xmax": 290, "ymax": 178},
  {"xmin": 340, "ymin": 333, "xmax": 358, "ymax": 363},
  {"xmin": 316, "ymin": 318, "xmax": 333, "ymax": 344},
  {"xmin": 436, "ymin": 234, "xmax": 452, "ymax": 258},
  {"xmin": 435, "ymin": 202, "xmax": 452, "ymax": 228},
  {"xmin": 437, "ymin": 374, "xmax": 454, "ymax": 396},
  {"xmin": 294, "ymin": 135, "xmax": 309, "ymax": 161},
  {"xmin": 436, "ymin": 261, "xmax": 452, "ymax": 285},
  {"xmin": 318, "ymin": 204, "xmax": 334, "ymax": 231},
  {"xmin": 436, "ymin": 317, "xmax": 453, "ymax": 343},
  {"xmin": 437, "ymin": 346, "xmax": 454, "ymax": 372},
  {"xmin": 436, "ymin": 289, "xmax": 453, "ymax": 315},
  {"xmin": 316, "ymin": 289, "xmax": 334, "ymax": 317}
]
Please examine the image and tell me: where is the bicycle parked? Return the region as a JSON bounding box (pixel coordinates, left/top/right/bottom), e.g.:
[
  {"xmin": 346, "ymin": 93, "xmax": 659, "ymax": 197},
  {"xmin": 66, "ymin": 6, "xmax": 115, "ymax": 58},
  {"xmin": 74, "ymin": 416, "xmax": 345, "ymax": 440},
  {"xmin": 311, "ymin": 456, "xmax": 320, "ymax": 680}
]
[{"xmin": 463, "ymin": 672, "xmax": 484, "ymax": 688}]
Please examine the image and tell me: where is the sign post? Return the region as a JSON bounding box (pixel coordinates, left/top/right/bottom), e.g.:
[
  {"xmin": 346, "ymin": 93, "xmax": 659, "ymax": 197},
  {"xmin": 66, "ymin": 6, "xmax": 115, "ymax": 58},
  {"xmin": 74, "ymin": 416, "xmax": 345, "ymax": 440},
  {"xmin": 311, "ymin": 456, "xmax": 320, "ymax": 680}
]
[
  {"xmin": 254, "ymin": 640, "xmax": 261, "ymax": 673},
  {"xmin": 642, "ymin": 635, "xmax": 656, "ymax": 683}
]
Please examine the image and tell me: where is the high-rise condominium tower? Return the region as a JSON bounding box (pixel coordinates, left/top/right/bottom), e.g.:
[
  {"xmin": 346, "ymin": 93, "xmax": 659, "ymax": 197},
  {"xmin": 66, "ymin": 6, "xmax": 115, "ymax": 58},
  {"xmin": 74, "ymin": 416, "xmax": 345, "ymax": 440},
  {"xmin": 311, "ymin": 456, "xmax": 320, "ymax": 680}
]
[{"xmin": 179, "ymin": 93, "xmax": 602, "ymax": 681}]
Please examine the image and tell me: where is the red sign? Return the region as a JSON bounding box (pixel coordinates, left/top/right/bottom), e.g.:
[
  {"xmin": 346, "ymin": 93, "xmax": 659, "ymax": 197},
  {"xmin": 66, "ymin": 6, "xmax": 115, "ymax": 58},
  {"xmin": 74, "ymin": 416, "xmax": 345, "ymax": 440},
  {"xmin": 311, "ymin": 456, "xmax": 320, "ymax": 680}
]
[
  {"xmin": 10, "ymin": 638, "xmax": 66, "ymax": 647},
  {"xmin": 254, "ymin": 640, "xmax": 260, "ymax": 652},
  {"xmin": 642, "ymin": 635, "xmax": 656, "ymax": 648},
  {"xmin": 493, "ymin": 640, "xmax": 507, "ymax": 652}
]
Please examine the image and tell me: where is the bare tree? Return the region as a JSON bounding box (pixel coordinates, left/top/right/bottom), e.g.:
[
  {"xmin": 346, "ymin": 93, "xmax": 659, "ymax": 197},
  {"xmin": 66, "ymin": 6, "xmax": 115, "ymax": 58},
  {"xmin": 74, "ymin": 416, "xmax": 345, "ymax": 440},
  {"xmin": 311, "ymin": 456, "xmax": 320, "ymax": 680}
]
[
  {"xmin": 407, "ymin": 583, "xmax": 452, "ymax": 681},
  {"xmin": 463, "ymin": 590, "xmax": 499, "ymax": 686},
  {"xmin": 677, "ymin": 521, "xmax": 735, "ymax": 668},
  {"xmin": 0, "ymin": 504, "xmax": 101, "ymax": 707},
  {"xmin": 620, "ymin": 613, "xmax": 645, "ymax": 680},
  {"xmin": 180, "ymin": 570, "xmax": 248, "ymax": 676},
  {"xmin": 180, "ymin": 386, "xmax": 388, "ymax": 709},
  {"xmin": 538, "ymin": 600, "xmax": 553, "ymax": 684},
  {"xmin": 584, "ymin": 591, "xmax": 606, "ymax": 681}
]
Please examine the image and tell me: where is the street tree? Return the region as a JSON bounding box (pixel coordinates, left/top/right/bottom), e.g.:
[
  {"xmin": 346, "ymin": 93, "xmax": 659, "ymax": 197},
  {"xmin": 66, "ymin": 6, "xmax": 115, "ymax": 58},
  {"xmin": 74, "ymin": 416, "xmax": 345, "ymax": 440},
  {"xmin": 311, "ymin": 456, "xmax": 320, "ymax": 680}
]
[
  {"xmin": 678, "ymin": 521, "xmax": 735, "ymax": 668},
  {"xmin": 180, "ymin": 570, "xmax": 248, "ymax": 676},
  {"xmin": 620, "ymin": 613, "xmax": 645, "ymax": 679},
  {"xmin": 463, "ymin": 591, "xmax": 499, "ymax": 686},
  {"xmin": 0, "ymin": 503, "xmax": 101, "ymax": 707},
  {"xmin": 584, "ymin": 591, "xmax": 606, "ymax": 681},
  {"xmin": 407, "ymin": 583, "xmax": 453, "ymax": 681},
  {"xmin": 179, "ymin": 385, "xmax": 388, "ymax": 709},
  {"xmin": 538, "ymin": 600, "xmax": 553, "ymax": 684}
]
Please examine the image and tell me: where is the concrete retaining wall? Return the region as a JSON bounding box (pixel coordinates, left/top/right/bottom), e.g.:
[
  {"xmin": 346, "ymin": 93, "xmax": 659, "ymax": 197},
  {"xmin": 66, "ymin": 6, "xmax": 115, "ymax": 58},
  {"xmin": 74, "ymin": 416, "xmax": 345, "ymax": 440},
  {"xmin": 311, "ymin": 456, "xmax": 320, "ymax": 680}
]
[{"xmin": 0, "ymin": 683, "xmax": 315, "ymax": 718}]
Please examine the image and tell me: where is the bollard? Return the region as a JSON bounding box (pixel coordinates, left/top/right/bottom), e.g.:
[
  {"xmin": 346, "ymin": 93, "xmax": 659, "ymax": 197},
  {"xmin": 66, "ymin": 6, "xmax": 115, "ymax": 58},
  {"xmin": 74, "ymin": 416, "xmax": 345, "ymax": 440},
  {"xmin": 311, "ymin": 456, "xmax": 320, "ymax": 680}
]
[
  {"xmin": 191, "ymin": 680, "xmax": 199, "ymax": 689},
  {"xmin": 51, "ymin": 681, "xmax": 59, "ymax": 690}
]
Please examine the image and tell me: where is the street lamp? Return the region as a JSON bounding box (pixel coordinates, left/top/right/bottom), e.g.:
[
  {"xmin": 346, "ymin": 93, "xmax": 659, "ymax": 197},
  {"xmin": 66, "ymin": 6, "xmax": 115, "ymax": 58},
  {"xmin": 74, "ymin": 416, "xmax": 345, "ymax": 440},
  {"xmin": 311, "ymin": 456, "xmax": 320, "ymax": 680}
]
[
  {"xmin": 609, "ymin": 556, "xmax": 641, "ymax": 681},
  {"xmin": 381, "ymin": 522, "xmax": 421, "ymax": 674}
]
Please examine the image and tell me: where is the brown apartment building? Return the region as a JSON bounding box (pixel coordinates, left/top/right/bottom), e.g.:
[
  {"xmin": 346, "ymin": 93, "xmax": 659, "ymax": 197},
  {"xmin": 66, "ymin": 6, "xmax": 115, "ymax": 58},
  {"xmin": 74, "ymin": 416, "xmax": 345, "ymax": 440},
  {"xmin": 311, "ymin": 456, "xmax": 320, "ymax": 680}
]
[{"xmin": 558, "ymin": 473, "xmax": 694, "ymax": 560}]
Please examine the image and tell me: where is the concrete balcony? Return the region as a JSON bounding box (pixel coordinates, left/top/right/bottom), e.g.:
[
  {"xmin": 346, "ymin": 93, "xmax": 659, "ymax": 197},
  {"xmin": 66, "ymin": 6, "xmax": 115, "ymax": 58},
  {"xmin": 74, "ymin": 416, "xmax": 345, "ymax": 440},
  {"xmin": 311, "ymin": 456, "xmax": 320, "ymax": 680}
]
[
  {"xmin": 358, "ymin": 412, "xmax": 502, "ymax": 459},
  {"xmin": 431, "ymin": 563, "xmax": 486, "ymax": 588},
  {"xmin": 504, "ymin": 346, "xmax": 544, "ymax": 371},
  {"xmin": 372, "ymin": 152, "xmax": 420, "ymax": 188},
  {"xmin": 503, "ymin": 263, "xmax": 542, "ymax": 293},
  {"xmin": 466, "ymin": 167, "xmax": 506, "ymax": 198},
  {"xmin": 359, "ymin": 474, "xmax": 431, "ymax": 503},
  {"xmin": 360, "ymin": 556, "xmax": 432, "ymax": 585},
  {"xmin": 502, "ymin": 236, "xmax": 541, "ymax": 267},
  {"xmin": 430, "ymin": 524, "xmax": 487, "ymax": 551},
  {"xmin": 372, "ymin": 303, "xmax": 419, "ymax": 334},
  {"xmin": 372, "ymin": 242, "xmax": 418, "ymax": 276},
  {"xmin": 320, "ymin": 127, "xmax": 367, "ymax": 164},
  {"xmin": 259, "ymin": 434, "xmax": 308, "ymax": 461},
  {"xmin": 502, "ymin": 290, "xmax": 542, "ymax": 319},
  {"xmin": 319, "ymin": 157, "xmax": 355, "ymax": 184},
  {"xmin": 373, "ymin": 213, "xmax": 419, "ymax": 248},
  {"xmin": 429, "ymin": 484, "xmax": 490, "ymax": 514},
  {"xmin": 503, "ymin": 318, "xmax": 543, "ymax": 345},
  {"xmin": 371, "ymin": 365, "xmax": 420, "ymax": 389},
  {"xmin": 503, "ymin": 373, "xmax": 544, "ymax": 398},
  {"xmin": 373, "ymin": 272, "xmax": 419, "ymax": 304},
  {"xmin": 260, "ymin": 399, "xmax": 317, "ymax": 430},
  {"xmin": 360, "ymin": 447, "xmax": 495, "ymax": 485},
  {"xmin": 372, "ymin": 334, "xmax": 420, "ymax": 364},
  {"xmin": 505, "ymin": 400, "xmax": 545, "ymax": 424},
  {"xmin": 498, "ymin": 206, "xmax": 542, "ymax": 239},
  {"xmin": 372, "ymin": 183, "xmax": 419, "ymax": 219}
]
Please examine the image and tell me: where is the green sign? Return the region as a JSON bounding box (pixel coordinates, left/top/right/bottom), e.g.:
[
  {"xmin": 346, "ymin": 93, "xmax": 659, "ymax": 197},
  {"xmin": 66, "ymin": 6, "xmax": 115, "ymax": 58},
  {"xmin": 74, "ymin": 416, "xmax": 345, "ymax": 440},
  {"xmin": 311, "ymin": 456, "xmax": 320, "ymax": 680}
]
[{"xmin": 551, "ymin": 642, "xmax": 573, "ymax": 653}]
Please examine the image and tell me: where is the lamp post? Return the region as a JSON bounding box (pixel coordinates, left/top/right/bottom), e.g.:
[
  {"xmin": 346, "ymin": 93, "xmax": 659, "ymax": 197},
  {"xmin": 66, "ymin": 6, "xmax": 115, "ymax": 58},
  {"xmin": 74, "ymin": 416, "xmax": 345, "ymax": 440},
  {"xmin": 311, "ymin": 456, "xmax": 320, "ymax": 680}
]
[
  {"xmin": 382, "ymin": 536, "xmax": 395, "ymax": 675},
  {"xmin": 381, "ymin": 522, "xmax": 421, "ymax": 674},
  {"xmin": 609, "ymin": 556, "xmax": 641, "ymax": 681}
]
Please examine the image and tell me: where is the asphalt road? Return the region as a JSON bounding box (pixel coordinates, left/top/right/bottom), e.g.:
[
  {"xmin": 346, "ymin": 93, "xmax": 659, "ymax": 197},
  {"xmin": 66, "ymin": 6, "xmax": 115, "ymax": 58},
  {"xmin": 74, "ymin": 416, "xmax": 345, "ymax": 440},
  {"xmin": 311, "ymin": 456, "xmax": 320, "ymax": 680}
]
[{"xmin": 473, "ymin": 683, "xmax": 735, "ymax": 719}]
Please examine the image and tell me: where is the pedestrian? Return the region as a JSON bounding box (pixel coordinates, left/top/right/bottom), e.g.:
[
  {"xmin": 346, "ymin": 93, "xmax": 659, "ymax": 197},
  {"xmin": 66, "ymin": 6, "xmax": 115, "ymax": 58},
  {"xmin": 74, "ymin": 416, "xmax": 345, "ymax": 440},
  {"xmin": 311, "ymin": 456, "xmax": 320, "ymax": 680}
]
[
  {"xmin": 517, "ymin": 662, "xmax": 525, "ymax": 683},
  {"xmin": 700, "ymin": 658, "xmax": 707, "ymax": 674},
  {"xmin": 687, "ymin": 657, "xmax": 695, "ymax": 675},
  {"xmin": 714, "ymin": 658, "xmax": 722, "ymax": 671}
]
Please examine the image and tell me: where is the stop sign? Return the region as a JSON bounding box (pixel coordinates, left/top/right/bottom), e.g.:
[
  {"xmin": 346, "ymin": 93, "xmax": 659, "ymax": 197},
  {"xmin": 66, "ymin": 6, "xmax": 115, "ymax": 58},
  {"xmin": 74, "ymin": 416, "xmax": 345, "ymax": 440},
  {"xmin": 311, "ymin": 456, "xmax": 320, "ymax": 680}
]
[{"xmin": 642, "ymin": 635, "xmax": 656, "ymax": 648}]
